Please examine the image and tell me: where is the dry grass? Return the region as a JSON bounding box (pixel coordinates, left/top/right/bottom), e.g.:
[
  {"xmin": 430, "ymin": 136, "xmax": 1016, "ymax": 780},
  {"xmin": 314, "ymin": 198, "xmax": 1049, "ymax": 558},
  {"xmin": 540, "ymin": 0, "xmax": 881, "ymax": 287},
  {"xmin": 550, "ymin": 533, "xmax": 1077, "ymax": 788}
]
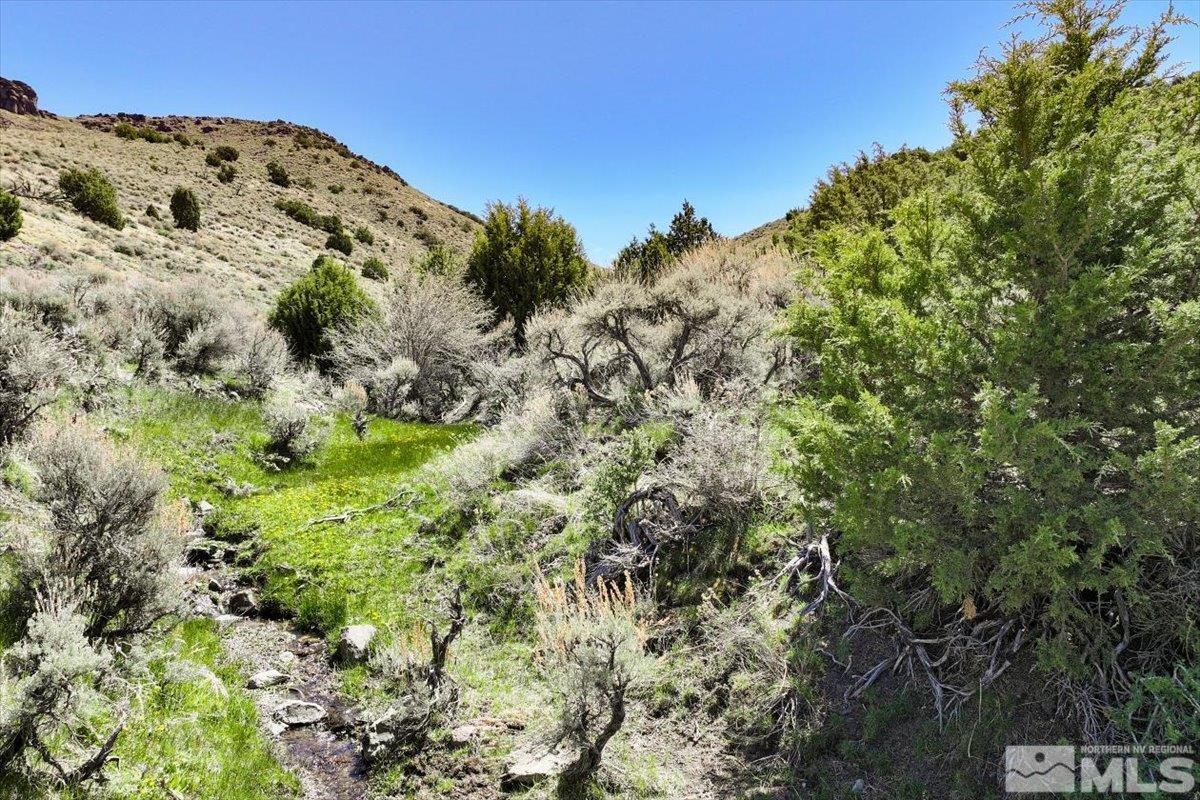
[{"xmin": 0, "ymin": 110, "xmax": 479, "ymax": 309}]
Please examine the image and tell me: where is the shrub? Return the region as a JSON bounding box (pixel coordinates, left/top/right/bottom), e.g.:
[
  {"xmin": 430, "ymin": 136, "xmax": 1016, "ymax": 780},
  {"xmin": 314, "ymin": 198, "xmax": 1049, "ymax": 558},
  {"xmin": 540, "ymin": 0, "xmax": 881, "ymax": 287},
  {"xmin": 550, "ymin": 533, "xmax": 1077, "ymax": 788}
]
[
  {"xmin": 0, "ymin": 312, "xmax": 70, "ymax": 445},
  {"xmin": 360, "ymin": 257, "xmax": 389, "ymax": 281},
  {"xmin": 175, "ymin": 317, "xmax": 237, "ymax": 375},
  {"xmin": 125, "ymin": 312, "xmax": 166, "ymax": 379},
  {"xmin": 16, "ymin": 423, "xmax": 184, "ymax": 640},
  {"xmin": 231, "ymin": 325, "xmax": 290, "ymax": 397},
  {"xmin": 0, "ymin": 187, "xmax": 21, "ymax": 241},
  {"xmin": 782, "ymin": 5, "xmax": 1200, "ymax": 728},
  {"xmin": 266, "ymin": 161, "xmax": 290, "ymax": 187},
  {"xmin": 58, "ymin": 167, "xmax": 124, "ymax": 229},
  {"xmin": 262, "ymin": 375, "xmax": 330, "ymax": 465},
  {"xmin": 145, "ymin": 204, "xmax": 160, "ymax": 219},
  {"xmin": 212, "ymin": 145, "xmax": 239, "ymax": 162},
  {"xmin": 413, "ymin": 243, "xmax": 458, "ymax": 276},
  {"xmin": 268, "ymin": 255, "xmax": 374, "ymax": 367},
  {"xmin": 274, "ymin": 198, "xmax": 342, "ymax": 233},
  {"xmin": 330, "ymin": 270, "xmax": 500, "ymax": 421},
  {"xmin": 114, "ymin": 122, "xmax": 170, "ymax": 143},
  {"xmin": 216, "ymin": 163, "xmax": 237, "ymax": 183},
  {"xmin": 326, "ymin": 229, "xmax": 353, "ymax": 255},
  {"xmin": 534, "ymin": 566, "xmax": 650, "ymax": 789},
  {"xmin": 169, "ymin": 186, "xmax": 201, "ymax": 231},
  {"xmin": 328, "ymin": 184, "xmax": 344, "ymax": 194},
  {"xmin": 465, "ymin": 199, "xmax": 590, "ymax": 345},
  {"xmin": 0, "ymin": 587, "xmax": 116, "ymax": 786},
  {"xmin": 353, "ymin": 225, "xmax": 374, "ymax": 245},
  {"xmin": 173, "ymin": 131, "xmax": 191, "ymax": 146},
  {"xmin": 137, "ymin": 282, "xmax": 226, "ymax": 358},
  {"xmin": 525, "ymin": 251, "xmax": 787, "ymax": 408},
  {"xmin": 204, "ymin": 151, "xmax": 223, "ymax": 168}
]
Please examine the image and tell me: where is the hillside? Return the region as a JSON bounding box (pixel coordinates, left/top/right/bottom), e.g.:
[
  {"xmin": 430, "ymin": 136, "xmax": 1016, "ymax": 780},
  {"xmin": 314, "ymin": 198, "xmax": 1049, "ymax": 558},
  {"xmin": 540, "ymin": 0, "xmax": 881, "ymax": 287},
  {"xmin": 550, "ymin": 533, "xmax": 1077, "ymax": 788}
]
[{"xmin": 0, "ymin": 103, "xmax": 479, "ymax": 308}]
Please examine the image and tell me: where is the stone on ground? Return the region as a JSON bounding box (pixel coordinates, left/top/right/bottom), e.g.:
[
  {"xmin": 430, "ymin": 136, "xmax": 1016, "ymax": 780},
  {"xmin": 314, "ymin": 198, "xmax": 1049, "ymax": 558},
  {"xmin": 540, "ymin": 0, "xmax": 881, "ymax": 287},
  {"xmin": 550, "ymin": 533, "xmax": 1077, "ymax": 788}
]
[
  {"xmin": 336, "ymin": 623, "xmax": 376, "ymax": 663},
  {"xmin": 274, "ymin": 700, "xmax": 327, "ymax": 726}
]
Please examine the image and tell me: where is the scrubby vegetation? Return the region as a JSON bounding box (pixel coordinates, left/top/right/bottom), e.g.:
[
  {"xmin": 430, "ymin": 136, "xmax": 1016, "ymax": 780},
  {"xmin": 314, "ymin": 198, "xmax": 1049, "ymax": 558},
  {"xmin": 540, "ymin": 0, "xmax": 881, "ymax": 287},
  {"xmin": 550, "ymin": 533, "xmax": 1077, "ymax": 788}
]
[
  {"xmin": 274, "ymin": 197, "xmax": 343, "ymax": 234},
  {"xmin": 170, "ymin": 186, "xmax": 201, "ymax": 231},
  {"xmin": 0, "ymin": 188, "xmax": 21, "ymax": 241},
  {"xmin": 58, "ymin": 167, "xmax": 125, "ymax": 229},
  {"xmin": 325, "ymin": 229, "xmax": 354, "ymax": 255},
  {"xmin": 114, "ymin": 121, "xmax": 172, "ymax": 143},
  {"xmin": 266, "ymin": 161, "xmax": 290, "ymax": 187},
  {"xmin": 361, "ymin": 256, "xmax": 389, "ymax": 281},
  {"xmin": 268, "ymin": 255, "xmax": 374, "ymax": 367},
  {"xmin": 2, "ymin": 3, "xmax": 1195, "ymax": 799},
  {"xmin": 465, "ymin": 199, "xmax": 591, "ymax": 345}
]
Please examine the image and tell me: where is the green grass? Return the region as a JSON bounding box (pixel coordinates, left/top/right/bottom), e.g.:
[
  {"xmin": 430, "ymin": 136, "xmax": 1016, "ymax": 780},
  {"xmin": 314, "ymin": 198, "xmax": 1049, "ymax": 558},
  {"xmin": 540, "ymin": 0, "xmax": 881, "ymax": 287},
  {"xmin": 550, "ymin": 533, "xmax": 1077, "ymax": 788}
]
[
  {"xmin": 1, "ymin": 619, "xmax": 298, "ymax": 800},
  {"xmin": 114, "ymin": 388, "xmax": 473, "ymax": 633},
  {"xmin": 106, "ymin": 619, "xmax": 300, "ymax": 800}
]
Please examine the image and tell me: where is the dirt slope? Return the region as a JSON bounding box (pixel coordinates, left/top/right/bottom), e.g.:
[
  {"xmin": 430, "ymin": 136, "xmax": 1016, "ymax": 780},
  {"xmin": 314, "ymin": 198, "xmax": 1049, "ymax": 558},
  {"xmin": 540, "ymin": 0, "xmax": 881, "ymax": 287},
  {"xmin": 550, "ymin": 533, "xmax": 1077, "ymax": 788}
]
[{"xmin": 0, "ymin": 108, "xmax": 480, "ymax": 308}]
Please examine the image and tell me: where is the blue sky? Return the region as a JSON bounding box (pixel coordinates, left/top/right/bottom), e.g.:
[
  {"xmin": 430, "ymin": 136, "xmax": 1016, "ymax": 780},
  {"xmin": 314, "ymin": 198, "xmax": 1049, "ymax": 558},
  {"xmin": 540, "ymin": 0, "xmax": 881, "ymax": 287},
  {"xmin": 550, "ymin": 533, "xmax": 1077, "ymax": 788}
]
[{"xmin": 2, "ymin": 1, "xmax": 1196, "ymax": 263}]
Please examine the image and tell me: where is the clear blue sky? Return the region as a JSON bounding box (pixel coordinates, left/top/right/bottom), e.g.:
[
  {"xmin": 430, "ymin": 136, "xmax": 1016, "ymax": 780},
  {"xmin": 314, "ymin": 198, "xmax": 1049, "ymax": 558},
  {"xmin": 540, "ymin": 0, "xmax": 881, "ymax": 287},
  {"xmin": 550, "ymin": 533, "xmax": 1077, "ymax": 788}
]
[{"xmin": 2, "ymin": 1, "xmax": 1196, "ymax": 263}]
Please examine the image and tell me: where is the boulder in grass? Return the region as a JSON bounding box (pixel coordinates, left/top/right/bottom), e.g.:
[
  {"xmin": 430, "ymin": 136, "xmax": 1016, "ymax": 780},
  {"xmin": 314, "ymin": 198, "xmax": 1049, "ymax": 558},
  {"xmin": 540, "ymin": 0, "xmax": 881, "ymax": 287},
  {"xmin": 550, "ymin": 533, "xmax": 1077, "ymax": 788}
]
[
  {"xmin": 336, "ymin": 624, "xmax": 376, "ymax": 663},
  {"xmin": 501, "ymin": 746, "xmax": 580, "ymax": 790}
]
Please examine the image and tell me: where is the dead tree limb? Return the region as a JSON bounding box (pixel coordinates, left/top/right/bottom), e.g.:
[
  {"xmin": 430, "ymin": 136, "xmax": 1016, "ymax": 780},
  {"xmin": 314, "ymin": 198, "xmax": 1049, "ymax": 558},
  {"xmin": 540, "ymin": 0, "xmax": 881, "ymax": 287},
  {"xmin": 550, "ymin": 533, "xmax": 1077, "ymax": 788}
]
[{"xmin": 304, "ymin": 488, "xmax": 416, "ymax": 527}]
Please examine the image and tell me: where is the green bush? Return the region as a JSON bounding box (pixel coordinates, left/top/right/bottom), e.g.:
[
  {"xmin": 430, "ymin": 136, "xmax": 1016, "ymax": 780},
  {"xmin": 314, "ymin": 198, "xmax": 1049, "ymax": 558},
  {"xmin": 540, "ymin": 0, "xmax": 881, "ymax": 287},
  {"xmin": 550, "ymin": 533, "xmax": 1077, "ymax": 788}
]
[
  {"xmin": 216, "ymin": 163, "xmax": 237, "ymax": 183},
  {"xmin": 268, "ymin": 255, "xmax": 374, "ymax": 367},
  {"xmin": 213, "ymin": 145, "xmax": 239, "ymax": 162},
  {"xmin": 204, "ymin": 151, "xmax": 223, "ymax": 168},
  {"xmin": 326, "ymin": 229, "xmax": 353, "ymax": 255},
  {"xmin": 146, "ymin": 204, "xmax": 160, "ymax": 220},
  {"xmin": 413, "ymin": 243, "xmax": 458, "ymax": 276},
  {"xmin": 275, "ymin": 198, "xmax": 341, "ymax": 233},
  {"xmin": 266, "ymin": 161, "xmax": 290, "ymax": 187},
  {"xmin": 782, "ymin": 9, "xmax": 1200, "ymax": 690},
  {"xmin": 328, "ymin": 184, "xmax": 345, "ymax": 194},
  {"xmin": 360, "ymin": 257, "xmax": 389, "ymax": 281},
  {"xmin": 173, "ymin": 131, "xmax": 191, "ymax": 146},
  {"xmin": 58, "ymin": 167, "xmax": 124, "ymax": 229},
  {"xmin": 0, "ymin": 187, "xmax": 22, "ymax": 241},
  {"xmin": 353, "ymin": 225, "xmax": 374, "ymax": 245},
  {"xmin": 170, "ymin": 187, "xmax": 201, "ymax": 231},
  {"xmin": 114, "ymin": 122, "xmax": 170, "ymax": 143},
  {"xmin": 465, "ymin": 199, "xmax": 590, "ymax": 345}
]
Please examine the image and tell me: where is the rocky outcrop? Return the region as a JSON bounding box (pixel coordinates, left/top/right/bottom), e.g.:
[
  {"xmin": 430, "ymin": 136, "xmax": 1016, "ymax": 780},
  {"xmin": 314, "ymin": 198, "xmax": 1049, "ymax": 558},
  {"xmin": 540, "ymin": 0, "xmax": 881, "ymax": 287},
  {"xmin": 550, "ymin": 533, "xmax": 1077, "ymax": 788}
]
[{"xmin": 0, "ymin": 77, "xmax": 49, "ymax": 116}]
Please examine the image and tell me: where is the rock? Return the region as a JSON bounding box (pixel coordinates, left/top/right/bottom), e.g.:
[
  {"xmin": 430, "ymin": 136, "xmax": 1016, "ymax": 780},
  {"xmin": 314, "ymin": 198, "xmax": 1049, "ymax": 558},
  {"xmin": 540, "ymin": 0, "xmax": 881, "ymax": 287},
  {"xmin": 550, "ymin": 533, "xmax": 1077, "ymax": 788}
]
[
  {"xmin": 214, "ymin": 613, "xmax": 243, "ymax": 625},
  {"xmin": 450, "ymin": 724, "xmax": 479, "ymax": 746},
  {"xmin": 325, "ymin": 704, "xmax": 359, "ymax": 733},
  {"xmin": 0, "ymin": 78, "xmax": 50, "ymax": 116},
  {"xmin": 274, "ymin": 700, "xmax": 326, "ymax": 726},
  {"xmin": 185, "ymin": 540, "xmax": 221, "ymax": 566},
  {"xmin": 227, "ymin": 589, "xmax": 258, "ymax": 615},
  {"xmin": 361, "ymin": 705, "xmax": 426, "ymax": 765},
  {"xmin": 501, "ymin": 747, "xmax": 580, "ymax": 790},
  {"xmin": 195, "ymin": 499, "xmax": 215, "ymax": 516},
  {"xmin": 336, "ymin": 624, "xmax": 376, "ymax": 663},
  {"xmin": 275, "ymin": 651, "xmax": 299, "ymax": 670},
  {"xmin": 246, "ymin": 669, "xmax": 288, "ymax": 689},
  {"xmin": 852, "ymin": 778, "xmax": 866, "ymax": 795},
  {"xmin": 207, "ymin": 578, "xmax": 223, "ymax": 593}
]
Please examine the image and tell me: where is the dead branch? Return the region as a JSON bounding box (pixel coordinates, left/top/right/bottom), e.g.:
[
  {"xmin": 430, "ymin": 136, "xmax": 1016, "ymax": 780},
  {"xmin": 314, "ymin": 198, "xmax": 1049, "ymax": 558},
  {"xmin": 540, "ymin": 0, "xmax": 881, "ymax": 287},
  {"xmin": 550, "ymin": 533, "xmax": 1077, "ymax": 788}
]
[{"xmin": 304, "ymin": 487, "xmax": 416, "ymax": 527}]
